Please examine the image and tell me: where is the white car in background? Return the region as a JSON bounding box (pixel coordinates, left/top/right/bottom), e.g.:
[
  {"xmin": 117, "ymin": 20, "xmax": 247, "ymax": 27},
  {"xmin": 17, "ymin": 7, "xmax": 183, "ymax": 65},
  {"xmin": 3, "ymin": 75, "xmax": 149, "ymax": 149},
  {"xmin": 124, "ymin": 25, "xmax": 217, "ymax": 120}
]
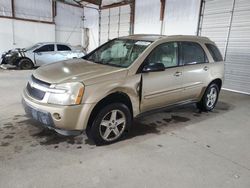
[{"xmin": 1, "ymin": 42, "xmax": 86, "ymax": 69}]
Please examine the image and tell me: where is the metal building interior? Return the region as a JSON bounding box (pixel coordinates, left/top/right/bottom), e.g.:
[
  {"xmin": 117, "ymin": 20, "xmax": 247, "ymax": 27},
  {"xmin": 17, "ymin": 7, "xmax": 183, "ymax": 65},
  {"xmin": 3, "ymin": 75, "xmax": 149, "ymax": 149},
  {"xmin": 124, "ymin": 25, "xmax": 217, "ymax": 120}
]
[{"xmin": 0, "ymin": 0, "xmax": 249, "ymax": 187}]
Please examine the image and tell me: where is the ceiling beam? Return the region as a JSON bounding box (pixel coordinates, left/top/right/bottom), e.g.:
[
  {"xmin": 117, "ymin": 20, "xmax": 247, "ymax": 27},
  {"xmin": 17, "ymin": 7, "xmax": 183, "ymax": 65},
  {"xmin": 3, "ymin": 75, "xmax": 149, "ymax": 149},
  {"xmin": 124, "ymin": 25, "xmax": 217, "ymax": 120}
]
[
  {"xmin": 160, "ymin": 0, "xmax": 166, "ymax": 21},
  {"xmin": 101, "ymin": 0, "xmax": 132, "ymax": 9},
  {"xmin": 54, "ymin": 0, "xmax": 83, "ymax": 8},
  {"xmin": 78, "ymin": 0, "xmax": 102, "ymax": 5},
  {"xmin": 11, "ymin": 0, "xmax": 15, "ymax": 17}
]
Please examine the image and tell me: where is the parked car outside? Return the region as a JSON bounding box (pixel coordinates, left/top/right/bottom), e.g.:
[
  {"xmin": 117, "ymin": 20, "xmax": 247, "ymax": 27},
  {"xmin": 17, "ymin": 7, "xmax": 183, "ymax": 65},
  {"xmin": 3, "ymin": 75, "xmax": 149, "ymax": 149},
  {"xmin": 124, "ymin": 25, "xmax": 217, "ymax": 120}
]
[
  {"xmin": 22, "ymin": 35, "xmax": 224, "ymax": 145},
  {"xmin": 1, "ymin": 42, "xmax": 85, "ymax": 69}
]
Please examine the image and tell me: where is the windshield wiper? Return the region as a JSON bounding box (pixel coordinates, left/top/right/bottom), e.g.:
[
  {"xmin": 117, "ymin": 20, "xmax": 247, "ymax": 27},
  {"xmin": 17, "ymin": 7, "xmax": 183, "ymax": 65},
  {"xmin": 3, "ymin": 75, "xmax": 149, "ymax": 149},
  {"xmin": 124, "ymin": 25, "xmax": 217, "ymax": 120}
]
[
  {"xmin": 87, "ymin": 59, "xmax": 124, "ymax": 68},
  {"xmin": 105, "ymin": 62, "xmax": 123, "ymax": 68}
]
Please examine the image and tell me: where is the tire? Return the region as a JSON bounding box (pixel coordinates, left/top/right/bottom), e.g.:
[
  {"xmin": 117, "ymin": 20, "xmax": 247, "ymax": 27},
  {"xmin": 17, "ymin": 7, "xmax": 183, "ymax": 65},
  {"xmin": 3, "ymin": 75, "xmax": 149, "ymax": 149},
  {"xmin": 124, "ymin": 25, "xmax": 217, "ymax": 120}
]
[
  {"xmin": 197, "ymin": 83, "xmax": 219, "ymax": 111},
  {"xmin": 18, "ymin": 58, "xmax": 34, "ymax": 70},
  {"xmin": 87, "ymin": 103, "xmax": 132, "ymax": 145}
]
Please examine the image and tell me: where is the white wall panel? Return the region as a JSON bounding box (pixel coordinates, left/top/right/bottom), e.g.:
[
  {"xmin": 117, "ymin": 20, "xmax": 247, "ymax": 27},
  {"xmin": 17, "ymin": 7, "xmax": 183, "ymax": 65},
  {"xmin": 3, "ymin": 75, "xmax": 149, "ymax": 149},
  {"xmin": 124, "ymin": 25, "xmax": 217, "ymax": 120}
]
[
  {"xmin": 0, "ymin": 18, "xmax": 13, "ymax": 54},
  {"xmin": 0, "ymin": 1, "xmax": 101, "ymax": 55},
  {"xmin": 15, "ymin": 0, "xmax": 52, "ymax": 21},
  {"xmin": 134, "ymin": 0, "xmax": 161, "ymax": 34},
  {"xmin": 0, "ymin": 18, "xmax": 55, "ymax": 55},
  {"xmin": 200, "ymin": 0, "xmax": 250, "ymax": 94},
  {"xmin": 100, "ymin": 4, "xmax": 131, "ymax": 44},
  {"xmin": 84, "ymin": 6, "xmax": 99, "ymax": 52},
  {"xmin": 163, "ymin": 0, "xmax": 201, "ymax": 35},
  {"xmin": 55, "ymin": 2, "xmax": 83, "ymax": 46},
  {"xmin": 200, "ymin": 0, "xmax": 233, "ymax": 57},
  {"xmin": 0, "ymin": 0, "xmax": 12, "ymax": 16},
  {"xmin": 224, "ymin": 0, "xmax": 250, "ymax": 94}
]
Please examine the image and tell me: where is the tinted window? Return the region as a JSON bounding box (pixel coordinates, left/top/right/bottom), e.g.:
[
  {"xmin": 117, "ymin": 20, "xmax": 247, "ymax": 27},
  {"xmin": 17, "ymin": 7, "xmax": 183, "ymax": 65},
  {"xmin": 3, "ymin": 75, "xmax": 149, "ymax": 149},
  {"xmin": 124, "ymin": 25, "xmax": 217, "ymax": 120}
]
[
  {"xmin": 181, "ymin": 42, "xmax": 207, "ymax": 65},
  {"xmin": 205, "ymin": 43, "xmax": 223, "ymax": 62},
  {"xmin": 146, "ymin": 42, "xmax": 178, "ymax": 68},
  {"xmin": 35, "ymin": 44, "xmax": 54, "ymax": 52},
  {"xmin": 57, "ymin": 45, "xmax": 71, "ymax": 51}
]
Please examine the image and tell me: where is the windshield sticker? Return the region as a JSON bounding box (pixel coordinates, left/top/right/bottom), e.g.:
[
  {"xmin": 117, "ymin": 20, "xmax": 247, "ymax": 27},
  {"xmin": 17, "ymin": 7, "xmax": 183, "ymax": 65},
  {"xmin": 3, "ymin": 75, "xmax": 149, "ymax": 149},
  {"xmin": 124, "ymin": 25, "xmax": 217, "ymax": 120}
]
[{"xmin": 135, "ymin": 41, "xmax": 151, "ymax": 46}]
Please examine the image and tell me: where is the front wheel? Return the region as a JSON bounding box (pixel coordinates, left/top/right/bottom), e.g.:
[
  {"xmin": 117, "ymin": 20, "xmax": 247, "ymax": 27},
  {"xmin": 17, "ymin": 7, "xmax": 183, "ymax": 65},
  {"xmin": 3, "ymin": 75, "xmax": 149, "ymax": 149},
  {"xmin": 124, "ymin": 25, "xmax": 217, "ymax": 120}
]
[
  {"xmin": 197, "ymin": 83, "xmax": 219, "ymax": 111},
  {"xmin": 87, "ymin": 103, "xmax": 132, "ymax": 145},
  {"xmin": 18, "ymin": 58, "xmax": 34, "ymax": 70}
]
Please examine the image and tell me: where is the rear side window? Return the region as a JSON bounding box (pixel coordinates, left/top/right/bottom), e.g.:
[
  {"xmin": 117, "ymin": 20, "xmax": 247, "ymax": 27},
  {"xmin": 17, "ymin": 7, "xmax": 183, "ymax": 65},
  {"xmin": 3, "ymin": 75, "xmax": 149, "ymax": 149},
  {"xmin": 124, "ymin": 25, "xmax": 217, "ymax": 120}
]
[
  {"xmin": 57, "ymin": 45, "xmax": 71, "ymax": 51},
  {"xmin": 35, "ymin": 44, "xmax": 54, "ymax": 52},
  {"xmin": 181, "ymin": 42, "xmax": 208, "ymax": 65},
  {"xmin": 205, "ymin": 43, "xmax": 223, "ymax": 62}
]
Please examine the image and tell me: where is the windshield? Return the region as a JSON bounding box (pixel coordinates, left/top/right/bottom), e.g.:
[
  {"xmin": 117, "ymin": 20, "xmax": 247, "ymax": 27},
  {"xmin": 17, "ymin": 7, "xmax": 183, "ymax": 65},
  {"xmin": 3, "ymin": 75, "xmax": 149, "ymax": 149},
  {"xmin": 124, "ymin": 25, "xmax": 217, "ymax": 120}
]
[
  {"xmin": 25, "ymin": 44, "xmax": 41, "ymax": 51},
  {"xmin": 85, "ymin": 39, "xmax": 152, "ymax": 68}
]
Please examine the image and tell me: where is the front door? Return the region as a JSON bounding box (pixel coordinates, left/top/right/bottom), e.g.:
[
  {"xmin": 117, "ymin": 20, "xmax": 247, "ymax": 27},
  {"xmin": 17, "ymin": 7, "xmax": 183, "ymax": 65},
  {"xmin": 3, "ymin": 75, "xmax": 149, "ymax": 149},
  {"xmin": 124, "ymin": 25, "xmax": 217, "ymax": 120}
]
[
  {"xmin": 34, "ymin": 44, "xmax": 58, "ymax": 66},
  {"xmin": 140, "ymin": 42, "xmax": 184, "ymax": 112}
]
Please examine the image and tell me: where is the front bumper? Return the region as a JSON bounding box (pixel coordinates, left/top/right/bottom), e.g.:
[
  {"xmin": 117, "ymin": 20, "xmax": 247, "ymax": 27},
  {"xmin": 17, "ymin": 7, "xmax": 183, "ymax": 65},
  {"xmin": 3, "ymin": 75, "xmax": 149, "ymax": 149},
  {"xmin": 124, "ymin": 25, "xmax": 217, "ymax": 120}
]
[
  {"xmin": 22, "ymin": 89, "xmax": 95, "ymax": 133},
  {"xmin": 22, "ymin": 99, "xmax": 54, "ymax": 128}
]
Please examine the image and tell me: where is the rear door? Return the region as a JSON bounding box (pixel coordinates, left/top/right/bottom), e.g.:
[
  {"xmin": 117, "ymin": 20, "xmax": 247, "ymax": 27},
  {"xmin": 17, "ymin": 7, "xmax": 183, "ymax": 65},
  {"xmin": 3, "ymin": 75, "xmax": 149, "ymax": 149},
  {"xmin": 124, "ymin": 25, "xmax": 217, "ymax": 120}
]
[
  {"xmin": 34, "ymin": 44, "xmax": 57, "ymax": 66},
  {"xmin": 180, "ymin": 41, "xmax": 210, "ymax": 101},
  {"xmin": 140, "ymin": 42, "xmax": 184, "ymax": 112},
  {"xmin": 56, "ymin": 44, "xmax": 76, "ymax": 61}
]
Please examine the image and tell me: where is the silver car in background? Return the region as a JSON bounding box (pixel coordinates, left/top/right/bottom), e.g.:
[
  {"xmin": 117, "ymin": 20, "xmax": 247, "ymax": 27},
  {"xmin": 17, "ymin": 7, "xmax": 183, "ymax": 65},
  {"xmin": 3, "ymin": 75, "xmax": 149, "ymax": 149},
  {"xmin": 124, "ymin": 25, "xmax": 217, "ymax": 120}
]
[{"xmin": 1, "ymin": 42, "xmax": 86, "ymax": 69}]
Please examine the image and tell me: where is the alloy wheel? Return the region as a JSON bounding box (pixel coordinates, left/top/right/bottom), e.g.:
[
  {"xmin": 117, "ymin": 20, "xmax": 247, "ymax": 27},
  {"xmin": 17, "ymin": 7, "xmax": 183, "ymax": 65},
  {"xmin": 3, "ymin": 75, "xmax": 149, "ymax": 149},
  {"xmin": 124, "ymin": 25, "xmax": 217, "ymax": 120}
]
[
  {"xmin": 206, "ymin": 87, "xmax": 217, "ymax": 108},
  {"xmin": 99, "ymin": 109, "xmax": 126, "ymax": 142}
]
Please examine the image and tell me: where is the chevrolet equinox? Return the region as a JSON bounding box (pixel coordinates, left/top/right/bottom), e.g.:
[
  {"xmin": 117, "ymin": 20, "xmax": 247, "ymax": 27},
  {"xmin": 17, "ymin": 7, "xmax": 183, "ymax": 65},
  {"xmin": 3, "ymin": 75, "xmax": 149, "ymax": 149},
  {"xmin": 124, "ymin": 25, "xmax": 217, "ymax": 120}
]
[{"xmin": 22, "ymin": 35, "xmax": 224, "ymax": 145}]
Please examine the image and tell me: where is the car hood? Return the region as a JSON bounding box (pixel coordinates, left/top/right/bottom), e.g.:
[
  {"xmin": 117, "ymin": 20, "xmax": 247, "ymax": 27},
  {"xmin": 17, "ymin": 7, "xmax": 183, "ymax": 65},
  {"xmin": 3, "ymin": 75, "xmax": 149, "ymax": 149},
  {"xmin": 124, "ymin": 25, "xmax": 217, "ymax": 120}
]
[{"xmin": 33, "ymin": 59, "xmax": 128, "ymax": 85}]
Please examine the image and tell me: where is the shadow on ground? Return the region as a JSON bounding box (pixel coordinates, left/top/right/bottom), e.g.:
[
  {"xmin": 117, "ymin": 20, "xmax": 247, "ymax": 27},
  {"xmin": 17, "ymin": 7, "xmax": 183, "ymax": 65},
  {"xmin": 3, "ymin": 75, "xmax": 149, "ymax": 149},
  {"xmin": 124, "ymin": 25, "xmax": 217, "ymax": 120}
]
[{"xmin": 0, "ymin": 101, "xmax": 233, "ymax": 159}]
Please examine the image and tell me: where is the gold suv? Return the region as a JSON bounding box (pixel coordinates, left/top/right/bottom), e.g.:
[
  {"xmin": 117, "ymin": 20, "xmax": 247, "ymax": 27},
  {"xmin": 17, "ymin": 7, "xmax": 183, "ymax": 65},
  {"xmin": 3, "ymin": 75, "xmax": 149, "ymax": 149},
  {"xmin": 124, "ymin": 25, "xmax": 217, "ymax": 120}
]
[{"xmin": 22, "ymin": 35, "xmax": 224, "ymax": 145}]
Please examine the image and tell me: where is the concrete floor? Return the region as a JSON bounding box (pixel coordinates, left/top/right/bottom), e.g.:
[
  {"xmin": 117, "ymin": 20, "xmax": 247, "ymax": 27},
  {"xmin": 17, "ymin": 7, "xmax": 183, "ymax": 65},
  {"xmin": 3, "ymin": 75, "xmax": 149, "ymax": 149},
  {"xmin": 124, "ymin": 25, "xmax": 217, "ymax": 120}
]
[{"xmin": 0, "ymin": 69, "xmax": 250, "ymax": 188}]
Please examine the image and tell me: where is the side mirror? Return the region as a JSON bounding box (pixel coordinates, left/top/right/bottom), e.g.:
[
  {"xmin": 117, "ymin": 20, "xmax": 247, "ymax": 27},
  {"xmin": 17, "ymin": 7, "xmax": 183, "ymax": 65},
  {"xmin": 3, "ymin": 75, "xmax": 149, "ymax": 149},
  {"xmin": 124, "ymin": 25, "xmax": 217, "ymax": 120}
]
[{"xmin": 142, "ymin": 63, "xmax": 165, "ymax": 73}]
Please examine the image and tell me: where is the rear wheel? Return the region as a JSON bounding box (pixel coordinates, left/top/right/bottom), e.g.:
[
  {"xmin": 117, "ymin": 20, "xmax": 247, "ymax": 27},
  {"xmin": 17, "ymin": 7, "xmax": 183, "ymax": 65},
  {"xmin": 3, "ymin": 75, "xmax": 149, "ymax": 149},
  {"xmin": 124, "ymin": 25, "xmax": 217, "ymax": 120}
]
[
  {"xmin": 18, "ymin": 58, "xmax": 34, "ymax": 70},
  {"xmin": 197, "ymin": 83, "xmax": 219, "ymax": 111},
  {"xmin": 86, "ymin": 103, "xmax": 132, "ymax": 145}
]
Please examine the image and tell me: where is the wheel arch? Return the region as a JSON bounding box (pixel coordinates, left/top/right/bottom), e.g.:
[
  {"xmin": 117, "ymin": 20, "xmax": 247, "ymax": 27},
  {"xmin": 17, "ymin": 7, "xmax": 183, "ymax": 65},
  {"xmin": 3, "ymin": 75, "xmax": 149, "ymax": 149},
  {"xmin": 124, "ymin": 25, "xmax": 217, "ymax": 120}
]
[
  {"xmin": 16, "ymin": 57, "xmax": 34, "ymax": 67},
  {"xmin": 198, "ymin": 78, "xmax": 223, "ymax": 101},
  {"xmin": 86, "ymin": 92, "xmax": 133, "ymax": 130},
  {"xmin": 209, "ymin": 78, "xmax": 222, "ymax": 90}
]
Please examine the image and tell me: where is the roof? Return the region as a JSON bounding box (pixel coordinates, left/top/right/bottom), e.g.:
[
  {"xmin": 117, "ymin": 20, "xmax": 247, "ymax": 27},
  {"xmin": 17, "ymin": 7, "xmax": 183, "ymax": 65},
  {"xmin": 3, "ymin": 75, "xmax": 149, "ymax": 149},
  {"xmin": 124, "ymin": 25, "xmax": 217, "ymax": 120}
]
[
  {"xmin": 120, "ymin": 34, "xmax": 212, "ymax": 43},
  {"xmin": 37, "ymin": 42, "xmax": 71, "ymax": 45},
  {"xmin": 120, "ymin": 34, "xmax": 165, "ymax": 42}
]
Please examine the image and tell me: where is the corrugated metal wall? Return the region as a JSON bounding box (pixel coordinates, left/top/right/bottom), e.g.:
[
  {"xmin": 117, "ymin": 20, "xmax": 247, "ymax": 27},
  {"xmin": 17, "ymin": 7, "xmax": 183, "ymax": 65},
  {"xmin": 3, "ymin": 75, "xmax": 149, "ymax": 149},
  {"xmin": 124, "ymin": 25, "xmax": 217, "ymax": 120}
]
[
  {"xmin": 55, "ymin": 2, "xmax": 83, "ymax": 46},
  {"xmin": 199, "ymin": 0, "xmax": 250, "ymax": 94},
  {"xmin": 100, "ymin": 4, "xmax": 131, "ymax": 44}
]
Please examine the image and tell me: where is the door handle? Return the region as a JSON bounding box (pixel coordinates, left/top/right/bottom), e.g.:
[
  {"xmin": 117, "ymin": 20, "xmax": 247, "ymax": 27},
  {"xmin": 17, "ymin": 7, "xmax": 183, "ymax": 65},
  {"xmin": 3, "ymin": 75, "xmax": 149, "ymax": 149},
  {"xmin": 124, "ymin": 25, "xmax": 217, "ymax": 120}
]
[
  {"xmin": 174, "ymin": 71, "xmax": 182, "ymax": 77},
  {"xmin": 204, "ymin": 66, "xmax": 209, "ymax": 71}
]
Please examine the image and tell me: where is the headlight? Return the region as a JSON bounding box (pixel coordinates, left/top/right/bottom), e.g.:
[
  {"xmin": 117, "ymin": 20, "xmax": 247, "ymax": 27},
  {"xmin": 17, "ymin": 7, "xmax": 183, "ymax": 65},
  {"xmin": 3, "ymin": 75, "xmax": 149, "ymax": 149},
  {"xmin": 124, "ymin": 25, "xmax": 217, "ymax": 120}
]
[{"xmin": 48, "ymin": 82, "xmax": 84, "ymax": 105}]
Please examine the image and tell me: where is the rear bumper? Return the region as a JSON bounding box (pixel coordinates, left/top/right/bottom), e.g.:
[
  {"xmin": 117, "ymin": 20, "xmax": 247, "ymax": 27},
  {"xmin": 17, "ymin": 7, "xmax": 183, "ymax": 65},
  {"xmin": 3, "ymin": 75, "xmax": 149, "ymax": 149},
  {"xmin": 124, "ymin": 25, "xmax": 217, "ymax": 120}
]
[{"xmin": 22, "ymin": 89, "xmax": 95, "ymax": 133}]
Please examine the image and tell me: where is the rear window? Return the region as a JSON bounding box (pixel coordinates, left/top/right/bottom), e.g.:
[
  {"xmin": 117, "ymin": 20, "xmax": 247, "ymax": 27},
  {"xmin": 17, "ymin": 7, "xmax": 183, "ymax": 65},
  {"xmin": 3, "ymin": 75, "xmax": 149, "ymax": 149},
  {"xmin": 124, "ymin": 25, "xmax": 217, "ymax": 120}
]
[
  {"xmin": 57, "ymin": 45, "xmax": 71, "ymax": 51},
  {"xmin": 205, "ymin": 43, "xmax": 223, "ymax": 62}
]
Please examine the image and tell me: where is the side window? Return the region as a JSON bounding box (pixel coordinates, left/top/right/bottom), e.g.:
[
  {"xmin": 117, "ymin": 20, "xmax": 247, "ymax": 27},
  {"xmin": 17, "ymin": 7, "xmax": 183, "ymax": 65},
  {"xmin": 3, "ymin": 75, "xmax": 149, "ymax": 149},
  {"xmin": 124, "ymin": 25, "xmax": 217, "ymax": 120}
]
[
  {"xmin": 146, "ymin": 42, "xmax": 178, "ymax": 68},
  {"xmin": 181, "ymin": 42, "xmax": 208, "ymax": 65},
  {"xmin": 35, "ymin": 44, "xmax": 54, "ymax": 53},
  {"xmin": 205, "ymin": 43, "xmax": 223, "ymax": 62},
  {"xmin": 57, "ymin": 45, "xmax": 71, "ymax": 51}
]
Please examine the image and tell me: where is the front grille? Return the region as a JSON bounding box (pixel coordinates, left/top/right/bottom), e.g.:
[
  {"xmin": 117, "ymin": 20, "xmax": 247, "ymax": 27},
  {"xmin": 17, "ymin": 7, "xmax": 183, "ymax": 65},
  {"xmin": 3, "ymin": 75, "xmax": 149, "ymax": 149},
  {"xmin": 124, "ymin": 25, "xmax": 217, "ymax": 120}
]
[
  {"xmin": 27, "ymin": 82, "xmax": 45, "ymax": 100},
  {"xmin": 26, "ymin": 75, "xmax": 50, "ymax": 101}
]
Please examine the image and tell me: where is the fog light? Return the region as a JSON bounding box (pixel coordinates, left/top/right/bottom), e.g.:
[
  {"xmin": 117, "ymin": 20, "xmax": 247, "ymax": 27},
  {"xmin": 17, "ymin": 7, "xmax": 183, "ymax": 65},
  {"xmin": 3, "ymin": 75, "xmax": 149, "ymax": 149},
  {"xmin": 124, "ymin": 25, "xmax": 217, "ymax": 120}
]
[{"xmin": 53, "ymin": 113, "xmax": 61, "ymax": 120}]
